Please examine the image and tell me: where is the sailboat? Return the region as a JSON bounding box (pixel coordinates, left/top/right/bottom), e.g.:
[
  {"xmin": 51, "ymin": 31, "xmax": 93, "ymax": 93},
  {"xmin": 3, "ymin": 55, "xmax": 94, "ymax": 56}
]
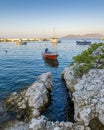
[{"xmin": 50, "ymin": 28, "xmax": 61, "ymax": 43}]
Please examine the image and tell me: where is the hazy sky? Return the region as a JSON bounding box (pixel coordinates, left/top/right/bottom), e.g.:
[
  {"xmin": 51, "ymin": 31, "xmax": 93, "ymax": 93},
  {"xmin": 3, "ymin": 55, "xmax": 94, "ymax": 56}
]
[{"xmin": 0, "ymin": 0, "xmax": 104, "ymax": 38}]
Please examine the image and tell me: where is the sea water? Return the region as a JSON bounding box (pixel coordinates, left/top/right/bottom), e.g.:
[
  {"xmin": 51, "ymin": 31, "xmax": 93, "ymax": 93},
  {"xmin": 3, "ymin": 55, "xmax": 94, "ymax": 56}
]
[{"xmin": 0, "ymin": 39, "xmax": 102, "ymax": 122}]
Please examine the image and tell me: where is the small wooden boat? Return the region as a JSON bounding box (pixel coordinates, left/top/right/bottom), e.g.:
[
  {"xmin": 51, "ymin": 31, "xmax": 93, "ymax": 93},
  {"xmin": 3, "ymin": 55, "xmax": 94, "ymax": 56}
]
[
  {"xmin": 43, "ymin": 52, "xmax": 58, "ymax": 60},
  {"xmin": 43, "ymin": 48, "xmax": 58, "ymax": 60}
]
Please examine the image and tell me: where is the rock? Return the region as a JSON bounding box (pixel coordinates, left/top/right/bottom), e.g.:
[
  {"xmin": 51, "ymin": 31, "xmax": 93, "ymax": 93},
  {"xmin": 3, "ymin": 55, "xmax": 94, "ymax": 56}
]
[
  {"xmin": 2, "ymin": 120, "xmax": 29, "ymax": 130},
  {"xmin": 32, "ymin": 109, "xmax": 40, "ymax": 118},
  {"xmin": 37, "ymin": 72, "xmax": 53, "ymax": 91},
  {"xmin": 54, "ymin": 127, "xmax": 62, "ymax": 130},
  {"xmin": 62, "ymin": 66, "xmax": 78, "ymax": 92},
  {"xmin": 74, "ymin": 69, "xmax": 104, "ymax": 126},
  {"xmin": 85, "ymin": 127, "xmax": 91, "ymax": 130},
  {"xmin": 79, "ymin": 108, "xmax": 91, "ymax": 126},
  {"xmin": 63, "ymin": 67, "xmax": 104, "ymax": 129},
  {"xmin": 29, "ymin": 115, "xmax": 74, "ymax": 130},
  {"xmin": 62, "ymin": 45, "xmax": 104, "ymax": 129},
  {"xmin": 89, "ymin": 118, "xmax": 104, "ymax": 130},
  {"xmin": 4, "ymin": 72, "xmax": 53, "ymax": 123},
  {"xmin": 73, "ymin": 124, "xmax": 85, "ymax": 130},
  {"xmin": 59, "ymin": 45, "xmax": 104, "ymax": 129},
  {"xmin": 29, "ymin": 118, "xmax": 46, "ymax": 130},
  {"xmin": 92, "ymin": 46, "xmax": 104, "ymax": 57},
  {"xmin": 64, "ymin": 122, "xmax": 73, "ymax": 129}
]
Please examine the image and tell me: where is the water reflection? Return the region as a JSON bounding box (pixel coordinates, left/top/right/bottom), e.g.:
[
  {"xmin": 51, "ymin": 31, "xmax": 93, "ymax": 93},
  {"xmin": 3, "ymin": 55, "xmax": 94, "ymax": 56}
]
[
  {"xmin": 43, "ymin": 58, "xmax": 59, "ymax": 67},
  {"xmin": 51, "ymin": 42, "xmax": 57, "ymax": 47},
  {"xmin": 16, "ymin": 41, "xmax": 27, "ymax": 46}
]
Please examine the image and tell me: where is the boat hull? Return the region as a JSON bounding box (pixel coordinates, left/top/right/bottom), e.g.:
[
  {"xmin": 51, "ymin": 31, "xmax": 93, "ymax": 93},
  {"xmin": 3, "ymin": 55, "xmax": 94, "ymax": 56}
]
[{"xmin": 43, "ymin": 53, "xmax": 58, "ymax": 60}]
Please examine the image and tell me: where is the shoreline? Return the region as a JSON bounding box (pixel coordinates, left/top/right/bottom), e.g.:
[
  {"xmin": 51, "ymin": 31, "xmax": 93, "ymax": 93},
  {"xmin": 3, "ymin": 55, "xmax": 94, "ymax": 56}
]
[{"xmin": 1, "ymin": 43, "xmax": 104, "ymax": 130}]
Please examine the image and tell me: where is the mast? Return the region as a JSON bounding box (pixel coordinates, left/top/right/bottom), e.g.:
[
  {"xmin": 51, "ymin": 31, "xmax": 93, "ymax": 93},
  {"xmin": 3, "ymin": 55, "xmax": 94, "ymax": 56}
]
[{"xmin": 53, "ymin": 27, "xmax": 56, "ymax": 38}]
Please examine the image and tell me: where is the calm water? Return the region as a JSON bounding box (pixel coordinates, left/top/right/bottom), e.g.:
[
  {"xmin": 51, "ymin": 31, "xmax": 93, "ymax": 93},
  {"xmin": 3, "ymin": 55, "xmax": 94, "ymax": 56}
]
[{"xmin": 0, "ymin": 39, "xmax": 102, "ymax": 122}]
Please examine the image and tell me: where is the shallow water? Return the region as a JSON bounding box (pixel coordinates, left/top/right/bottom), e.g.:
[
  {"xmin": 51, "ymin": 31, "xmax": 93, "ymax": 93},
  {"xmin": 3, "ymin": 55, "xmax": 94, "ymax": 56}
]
[{"xmin": 0, "ymin": 39, "xmax": 102, "ymax": 122}]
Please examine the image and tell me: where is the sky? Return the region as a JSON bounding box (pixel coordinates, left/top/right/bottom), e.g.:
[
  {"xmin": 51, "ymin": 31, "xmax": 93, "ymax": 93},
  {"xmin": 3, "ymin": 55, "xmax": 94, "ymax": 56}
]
[{"xmin": 0, "ymin": 0, "xmax": 104, "ymax": 38}]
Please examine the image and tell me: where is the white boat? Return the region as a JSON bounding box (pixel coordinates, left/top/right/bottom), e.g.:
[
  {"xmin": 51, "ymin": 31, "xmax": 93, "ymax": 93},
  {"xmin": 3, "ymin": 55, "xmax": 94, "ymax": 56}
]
[
  {"xmin": 50, "ymin": 37, "xmax": 61, "ymax": 43},
  {"xmin": 50, "ymin": 28, "xmax": 61, "ymax": 43},
  {"xmin": 16, "ymin": 41, "xmax": 27, "ymax": 45}
]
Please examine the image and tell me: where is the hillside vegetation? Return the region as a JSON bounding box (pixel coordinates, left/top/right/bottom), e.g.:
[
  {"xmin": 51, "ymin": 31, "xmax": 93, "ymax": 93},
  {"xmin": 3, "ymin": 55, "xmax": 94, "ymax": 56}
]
[{"xmin": 73, "ymin": 43, "xmax": 104, "ymax": 77}]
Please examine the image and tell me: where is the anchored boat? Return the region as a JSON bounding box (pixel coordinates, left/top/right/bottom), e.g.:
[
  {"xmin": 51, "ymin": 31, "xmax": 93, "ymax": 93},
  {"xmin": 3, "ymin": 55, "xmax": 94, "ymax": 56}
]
[
  {"xmin": 76, "ymin": 40, "xmax": 91, "ymax": 45},
  {"xmin": 16, "ymin": 41, "xmax": 27, "ymax": 45},
  {"xmin": 43, "ymin": 48, "xmax": 58, "ymax": 60},
  {"xmin": 50, "ymin": 28, "xmax": 61, "ymax": 43},
  {"xmin": 50, "ymin": 38, "xmax": 61, "ymax": 43}
]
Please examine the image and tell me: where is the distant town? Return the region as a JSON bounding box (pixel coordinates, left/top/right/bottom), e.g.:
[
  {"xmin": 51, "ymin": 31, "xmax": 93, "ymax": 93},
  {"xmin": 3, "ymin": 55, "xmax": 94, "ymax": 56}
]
[
  {"xmin": 0, "ymin": 38, "xmax": 49, "ymax": 43},
  {"xmin": 0, "ymin": 33, "xmax": 104, "ymax": 43}
]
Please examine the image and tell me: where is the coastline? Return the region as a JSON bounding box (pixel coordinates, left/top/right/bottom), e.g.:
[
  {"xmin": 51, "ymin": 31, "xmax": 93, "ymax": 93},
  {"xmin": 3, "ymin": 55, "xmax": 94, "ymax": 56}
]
[
  {"xmin": 1, "ymin": 43, "xmax": 104, "ymax": 130},
  {"xmin": 62, "ymin": 43, "xmax": 104, "ymax": 130}
]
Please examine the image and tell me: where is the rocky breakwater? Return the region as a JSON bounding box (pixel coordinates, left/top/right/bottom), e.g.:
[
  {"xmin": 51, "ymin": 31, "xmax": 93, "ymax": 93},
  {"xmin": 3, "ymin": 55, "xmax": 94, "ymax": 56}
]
[
  {"xmin": 62, "ymin": 43, "xmax": 104, "ymax": 130},
  {"xmin": 3, "ymin": 72, "xmax": 52, "ymax": 129}
]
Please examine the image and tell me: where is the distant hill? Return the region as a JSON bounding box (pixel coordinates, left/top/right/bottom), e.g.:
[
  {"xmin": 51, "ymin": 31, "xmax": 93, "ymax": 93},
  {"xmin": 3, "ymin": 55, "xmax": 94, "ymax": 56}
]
[{"xmin": 63, "ymin": 33, "xmax": 104, "ymax": 39}]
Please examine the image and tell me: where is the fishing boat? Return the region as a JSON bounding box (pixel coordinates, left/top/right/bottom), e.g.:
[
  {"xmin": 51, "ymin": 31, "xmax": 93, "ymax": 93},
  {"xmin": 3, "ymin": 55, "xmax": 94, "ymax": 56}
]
[
  {"xmin": 43, "ymin": 48, "xmax": 58, "ymax": 60},
  {"xmin": 76, "ymin": 40, "xmax": 91, "ymax": 45}
]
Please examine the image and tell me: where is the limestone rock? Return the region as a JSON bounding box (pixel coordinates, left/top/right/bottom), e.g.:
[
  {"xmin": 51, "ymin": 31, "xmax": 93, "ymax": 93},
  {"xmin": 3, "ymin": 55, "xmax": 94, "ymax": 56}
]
[
  {"xmin": 4, "ymin": 72, "xmax": 53, "ymax": 122},
  {"xmin": 62, "ymin": 66, "xmax": 78, "ymax": 92},
  {"xmin": 73, "ymin": 69, "xmax": 104, "ymax": 126},
  {"xmin": 2, "ymin": 120, "xmax": 29, "ymax": 130}
]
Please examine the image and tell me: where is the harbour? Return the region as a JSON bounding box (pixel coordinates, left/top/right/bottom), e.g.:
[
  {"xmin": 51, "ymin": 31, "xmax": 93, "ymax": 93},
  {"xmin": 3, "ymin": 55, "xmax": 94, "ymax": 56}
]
[{"xmin": 0, "ymin": 39, "xmax": 102, "ymax": 125}]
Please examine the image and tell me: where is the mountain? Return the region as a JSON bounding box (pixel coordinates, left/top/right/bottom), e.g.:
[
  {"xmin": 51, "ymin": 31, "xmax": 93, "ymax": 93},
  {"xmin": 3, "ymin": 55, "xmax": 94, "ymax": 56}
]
[{"xmin": 63, "ymin": 33, "xmax": 104, "ymax": 39}]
